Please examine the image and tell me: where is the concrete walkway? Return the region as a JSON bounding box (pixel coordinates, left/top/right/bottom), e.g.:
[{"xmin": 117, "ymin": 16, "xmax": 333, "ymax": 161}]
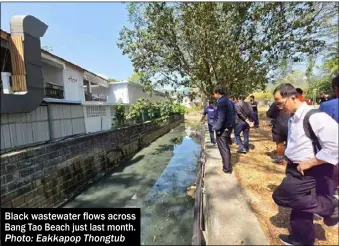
[{"xmin": 203, "ymin": 128, "xmax": 267, "ymax": 245}]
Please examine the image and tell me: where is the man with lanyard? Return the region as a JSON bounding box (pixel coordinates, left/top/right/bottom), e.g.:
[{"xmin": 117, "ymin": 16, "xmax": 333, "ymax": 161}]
[
  {"xmin": 201, "ymin": 100, "xmax": 217, "ymax": 145},
  {"xmin": 212, "ymin": 86, "xmax": 235, "ymax": 174},
  {"xmin": 250, "ymin": 95, "xmax": 259, "ymax": 128},
  {"xmin": 272, "ymin": 83, "xmax": 338, "ymax": 246}
]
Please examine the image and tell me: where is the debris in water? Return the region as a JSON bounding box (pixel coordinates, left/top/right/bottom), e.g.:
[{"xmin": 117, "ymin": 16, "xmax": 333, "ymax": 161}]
[
  {"xmin": 153, "ymin": 236, "xmax": 157, "ymax": 242},
  {"xmin": 186, "ymin": 184, "xmax": 196, "ymax": 199},
  {"xmin": 132, "ymin": 193, "xmax": 137, "ymax": 200}
]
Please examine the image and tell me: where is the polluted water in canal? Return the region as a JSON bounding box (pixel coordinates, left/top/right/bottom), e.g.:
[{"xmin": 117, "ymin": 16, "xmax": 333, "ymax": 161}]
[{"xmin": 63, "ymin": 122, "xmax": 203, "ymax": 245}]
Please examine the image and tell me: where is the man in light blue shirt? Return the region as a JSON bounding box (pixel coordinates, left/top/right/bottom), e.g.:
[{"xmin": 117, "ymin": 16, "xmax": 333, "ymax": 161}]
[{"xmin": 319, "ymin": 75, "xmax": 338, "ymax": 123}]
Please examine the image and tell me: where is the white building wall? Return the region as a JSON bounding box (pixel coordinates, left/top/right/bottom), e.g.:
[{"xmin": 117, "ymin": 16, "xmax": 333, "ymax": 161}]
[
  {"xmin": 108, "ymin": 83, "xmax": 129, "ymax": 104},
  {"xmin": 127, "ymin": 83, "xmax": 146, "ymax": 104},
  {"xmin": 63, "ymin": 65, "xmax": 85, "ymax": 102},
  {"xmin": 127, "ymin": 83, "xmax": 167, "ymax": 104},
  {"xmin": 108, "ymin": 82, "xmax": 167, "ymax": 104},
  {"xmin": 42, "ymin": 63, "xmax": 64, "ymax": 86}
]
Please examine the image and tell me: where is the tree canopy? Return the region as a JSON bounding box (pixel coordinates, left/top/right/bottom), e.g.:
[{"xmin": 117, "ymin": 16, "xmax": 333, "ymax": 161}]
[
  {"xmin": 118, "ymin": 2, "xmax": 338, "ymax": 97},
  {"xmin": 128, "ymin": 72, "xmax": 142, "ymax": 83}
]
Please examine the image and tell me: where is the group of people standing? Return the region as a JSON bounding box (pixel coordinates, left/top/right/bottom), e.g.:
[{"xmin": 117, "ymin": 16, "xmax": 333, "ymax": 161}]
[
  {"xmin": 201, "ymin": 86, "xmax": 258, "ymax": 174},
  {"xmin": 201, "ymin": 76, "xmax": 338, "ymax": 245}
]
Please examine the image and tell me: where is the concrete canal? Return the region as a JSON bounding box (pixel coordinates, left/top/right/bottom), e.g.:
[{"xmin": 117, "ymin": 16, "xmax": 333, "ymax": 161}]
[{"xmin": 63, "ymin": 120, "xmax": 202, "ymax": 245}]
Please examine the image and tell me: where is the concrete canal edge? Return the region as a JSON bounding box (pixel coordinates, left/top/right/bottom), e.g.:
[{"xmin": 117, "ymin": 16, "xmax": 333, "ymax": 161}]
[
  {"xmin": 201, "ymin": 125, "xmax": 268, "ymax": 245},
  {"xmin": 1, "ymin": 114, "xmax": 184, "ymax": 208}
]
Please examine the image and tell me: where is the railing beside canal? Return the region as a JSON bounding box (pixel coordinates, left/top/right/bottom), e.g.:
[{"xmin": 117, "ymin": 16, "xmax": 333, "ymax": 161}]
[{"xmin": 192, "ymin": 124, "xmax": 206, "ymax": 246}]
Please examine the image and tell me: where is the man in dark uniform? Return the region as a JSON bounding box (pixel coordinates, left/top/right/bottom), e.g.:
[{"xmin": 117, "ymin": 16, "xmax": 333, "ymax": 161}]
[
  {"xmin": 250, "ymin": 95, "xmax": 259, "ymax": 128},
  {"xmin": 212, "ymin": 86, "xmax": 235, "ymax": 174},
  {"xmin": 201, "ymin": 100, "xmax": 216, "ymax": 145},
  {"xmin": 229, "ymin": 96, "xmax": 239, "ymax": 145},
  {"xmin": 235, "ymin": 95, "xmax": 255, "ymax": 153}
]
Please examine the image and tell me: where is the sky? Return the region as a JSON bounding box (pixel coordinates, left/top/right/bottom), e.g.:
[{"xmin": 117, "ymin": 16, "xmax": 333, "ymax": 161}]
[
  {"xmin": 1, "ymin": 2, "xmax": 134, "ymax": 81},
  {"xmin": 1, "ymin": 2, "xmax": 332, "ymax": 92}
]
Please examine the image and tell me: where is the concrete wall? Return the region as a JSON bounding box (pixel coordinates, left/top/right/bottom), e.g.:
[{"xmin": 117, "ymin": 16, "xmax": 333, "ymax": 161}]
[
  {"xmin": 1, "ymin": 106, "xmax": 50, "ymax": 152},
  {"xmin": 48, "ymin": 104, "xmax": 86, "ymax": 139},
  {"xmin": 1, "ymin": 104, "xmax": 86, "ymax": 153},
  {"xmin": 83, "ymin": 105, "xmax": 112, "ymax": 133},
  {"xmin": 0, "ymin": 114, "xmax": 184, "ymax": 208}
]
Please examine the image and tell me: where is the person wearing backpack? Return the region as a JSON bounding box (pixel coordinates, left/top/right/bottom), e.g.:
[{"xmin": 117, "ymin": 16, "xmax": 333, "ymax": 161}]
[
  {"xmin": 212, "ymin": 85, "xmax": 235, "ymax": 174},
  {"xmin": 234, "ymin": 95, "xmax": 255, "ymax": 153},
  {"xmin": 271, "ymin": 83, "xmax": 338, "ymax": 246}
]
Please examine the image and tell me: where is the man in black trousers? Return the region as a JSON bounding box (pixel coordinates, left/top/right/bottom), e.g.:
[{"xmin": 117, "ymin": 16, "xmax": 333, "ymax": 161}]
[
  {"xmin": 272, "ymin": 83, "xmax": 338, "ymax": 245},
  {"xmin": 250, "ymin": 95, "xmax": 259, "ymax": 128},
  {"xmin": 235, "ymin": 95, "xmax": 255, "ymax": 153},
  {"xmin": 212, "ymin": 86, "xmax": 235, "ymax": 174}
]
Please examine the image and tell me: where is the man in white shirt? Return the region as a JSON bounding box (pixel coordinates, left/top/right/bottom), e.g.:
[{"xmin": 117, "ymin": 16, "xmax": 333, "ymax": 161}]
[{"xmin": 272, "ymin": 83, "xmax": 338, "ymax": 246}]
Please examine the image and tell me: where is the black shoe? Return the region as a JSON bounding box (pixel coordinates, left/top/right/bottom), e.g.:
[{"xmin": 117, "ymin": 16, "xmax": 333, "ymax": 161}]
[
  {"xmin": 279, "ymin": 234, "xmax": 313, "ymax": 246},
  {"xmin": 222, "ymin": 169, "xmax": 232, "ymax": 174},
  {"xmin": 324, "ymin": 197, "xmax": 339, "ymax": 226}
]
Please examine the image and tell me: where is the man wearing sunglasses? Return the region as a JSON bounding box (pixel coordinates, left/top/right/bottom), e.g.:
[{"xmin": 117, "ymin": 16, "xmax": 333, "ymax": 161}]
[{"xmin": 271, "ymin": 83, "xmax": 338, "ymax": 246}]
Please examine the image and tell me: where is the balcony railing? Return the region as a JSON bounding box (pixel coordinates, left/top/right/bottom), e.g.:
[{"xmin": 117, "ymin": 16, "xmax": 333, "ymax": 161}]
[
  {"xmin": 44, "ymin": 82, "xmax": 64, "ymax": 99},
  {"xmin": 85, "ymin": 92, "xmax": 106, "ymax": 102}
]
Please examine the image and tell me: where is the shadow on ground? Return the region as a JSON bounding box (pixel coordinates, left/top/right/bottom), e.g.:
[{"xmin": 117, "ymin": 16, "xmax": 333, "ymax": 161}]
[
  {"xmin": 113, "ymin": 155, "xmax": 145, "ymax": 173},
  {"xmin": 265, "ymin": 151, "xmax": 276, "ymax": 159}
]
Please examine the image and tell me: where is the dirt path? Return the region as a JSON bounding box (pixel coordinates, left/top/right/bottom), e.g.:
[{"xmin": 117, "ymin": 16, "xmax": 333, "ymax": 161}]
[{"xmin": 231, "ymin": 113, "xmax": 339, "ymax": 245}]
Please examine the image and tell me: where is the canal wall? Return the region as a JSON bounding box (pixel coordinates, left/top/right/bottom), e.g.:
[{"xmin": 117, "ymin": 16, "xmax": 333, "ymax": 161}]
[{"xmin": 0, "ymin": 114, "xmax": 184, "ymax": 208}]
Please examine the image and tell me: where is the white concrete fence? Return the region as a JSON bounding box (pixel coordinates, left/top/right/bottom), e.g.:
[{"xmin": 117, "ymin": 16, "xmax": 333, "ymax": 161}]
[{"xmin": 0, "ymin": 103, "xmax": 129, "ymax": 153}]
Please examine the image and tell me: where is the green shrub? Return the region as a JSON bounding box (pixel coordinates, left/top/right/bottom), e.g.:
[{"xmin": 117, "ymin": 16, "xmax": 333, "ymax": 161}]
[{"xmin": 126, "ymin": 99, "xmax": 186, "ymax": 122}]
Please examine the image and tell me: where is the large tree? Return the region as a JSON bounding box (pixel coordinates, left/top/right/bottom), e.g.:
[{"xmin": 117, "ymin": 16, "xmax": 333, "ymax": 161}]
[{"xmin": 118, "ymin": 2, "xmax": 338, "ymax": 96}]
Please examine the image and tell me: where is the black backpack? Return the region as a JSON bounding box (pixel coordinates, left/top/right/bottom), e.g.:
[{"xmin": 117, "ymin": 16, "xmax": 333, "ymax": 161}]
[
  {"xmin": 226, "ymin": 99, "xmax": 236, "ymax": 130},
  {"xmin": 303, "ymin": 109, "xmax": 322, "ymax": 155}
]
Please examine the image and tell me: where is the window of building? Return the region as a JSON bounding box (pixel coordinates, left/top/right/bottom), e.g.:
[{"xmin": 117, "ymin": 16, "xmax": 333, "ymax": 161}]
[{"xmin": 0, "ymin": 45, "xmax": 13, "ymax": 92}]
